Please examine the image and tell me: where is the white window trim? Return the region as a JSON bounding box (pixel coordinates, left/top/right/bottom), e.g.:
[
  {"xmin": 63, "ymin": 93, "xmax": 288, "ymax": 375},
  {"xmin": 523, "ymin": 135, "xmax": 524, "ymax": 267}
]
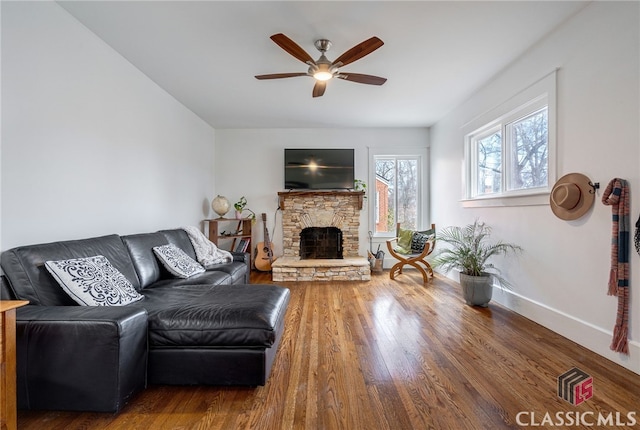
[{"xmin": 461, "ymin": 70, "xmax": 557, "ymax": 208}]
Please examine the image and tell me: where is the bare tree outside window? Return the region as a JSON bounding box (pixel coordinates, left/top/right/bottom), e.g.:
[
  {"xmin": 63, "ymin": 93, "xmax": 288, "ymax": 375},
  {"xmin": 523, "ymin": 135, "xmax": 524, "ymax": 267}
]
[
  {"xmin": 509, "ymin": 108, "xmax": 548, "ymax": 190},
  {"xmin": 476, "ymin": 132, "xmax": 502, "ymax": 195},
  {"xmin": 469, "ymin": 105, "xmax": 549, "ymax": 198},
  {"xmin": 375, "ymin": 159, "xmax": 395, "ymax": 232},
  {"xmin": 397, "ymin": 159, "xmax": 418, "ymax": 229},
  {"xmin": 375, "ymin": 157, "xmax": 419, "ymax": 233}
]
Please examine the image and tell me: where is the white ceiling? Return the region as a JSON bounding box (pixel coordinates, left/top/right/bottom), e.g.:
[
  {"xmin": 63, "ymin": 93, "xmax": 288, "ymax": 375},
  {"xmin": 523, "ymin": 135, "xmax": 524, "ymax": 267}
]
[{"xmin": 58, "ymin": 1, "xmax": 588, "ymax": 129}]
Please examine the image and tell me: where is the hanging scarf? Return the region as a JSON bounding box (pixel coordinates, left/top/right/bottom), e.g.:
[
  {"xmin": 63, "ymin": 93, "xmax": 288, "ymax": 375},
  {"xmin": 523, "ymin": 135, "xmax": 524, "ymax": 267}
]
[
  {"xmin": 635, "ymin": 213, "xmax": 640, "ymax": 257},
  {"xmin": 601, "ymin": 178, "xmax": 630, "ymax": 354}
]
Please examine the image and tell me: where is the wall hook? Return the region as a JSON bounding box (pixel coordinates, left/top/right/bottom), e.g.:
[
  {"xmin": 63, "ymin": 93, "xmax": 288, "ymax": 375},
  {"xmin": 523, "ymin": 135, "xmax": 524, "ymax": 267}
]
[{"xmin": 588, "ymin": 181, "xmax": 600, "ymax": 194}]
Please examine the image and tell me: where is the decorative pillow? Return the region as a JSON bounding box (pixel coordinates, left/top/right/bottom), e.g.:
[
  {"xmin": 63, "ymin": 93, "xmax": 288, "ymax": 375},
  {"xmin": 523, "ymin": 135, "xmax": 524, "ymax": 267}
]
[
  {"xmin": 45, "ymin": 255, "xmax": 144, "ymax": 306},
  {"xmin": 153, "ymin": 244, "xmax": 205, "ymax": 279},
  {"xmin": 411, "ymin": 230, "xmax": 435, "ymax": 253},
  {"xmin": 395, "ymin": 228, "xmax": 414, "ymax": 254}
]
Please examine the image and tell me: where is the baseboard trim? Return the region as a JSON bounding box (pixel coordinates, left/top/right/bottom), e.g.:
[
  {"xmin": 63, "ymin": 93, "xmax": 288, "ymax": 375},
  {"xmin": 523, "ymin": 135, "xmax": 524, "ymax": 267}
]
[{"xmin": 492, "ymin": 287, "xmax": 640, "ymax": 375}]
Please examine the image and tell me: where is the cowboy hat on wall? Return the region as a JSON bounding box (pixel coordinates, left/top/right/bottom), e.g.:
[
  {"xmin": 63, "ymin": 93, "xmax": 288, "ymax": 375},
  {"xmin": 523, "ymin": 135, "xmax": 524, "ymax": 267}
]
[{"xmin": 550, "ymin": 173, "xmax": 596, "ymax": 220}]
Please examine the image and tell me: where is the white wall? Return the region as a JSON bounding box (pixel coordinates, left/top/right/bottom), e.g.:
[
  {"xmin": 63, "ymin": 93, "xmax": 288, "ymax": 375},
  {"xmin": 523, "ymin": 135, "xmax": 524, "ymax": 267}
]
[
  {"xmin": 214, "ymin": 128, "xmax": 429, "ymax": 256},
  {"xmin": 0, "ymin": 2, "xmax": 3, "ymax": 257},
  {"xmin": 1, "ymin": 2, "xmax": 215, "ymax": 250},
  {"xmin": 430, "ymin": 2, "xmax": 640, "ymax": 373}
]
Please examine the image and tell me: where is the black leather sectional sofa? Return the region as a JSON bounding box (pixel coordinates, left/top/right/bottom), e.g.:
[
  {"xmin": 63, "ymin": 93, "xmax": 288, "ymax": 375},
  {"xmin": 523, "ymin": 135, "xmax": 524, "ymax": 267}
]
[{"xmin": 0, "ymin": 228, "xmax": 290, "ymax": 413}]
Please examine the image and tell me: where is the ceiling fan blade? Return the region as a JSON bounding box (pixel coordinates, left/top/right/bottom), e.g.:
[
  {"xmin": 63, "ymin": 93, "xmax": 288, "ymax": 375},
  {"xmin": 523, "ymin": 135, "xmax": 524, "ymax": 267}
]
[
  {"xmin": 255, "ymin": 73, "xmax": 309, "ymax": 80},
  {"xmin": 270, "ymin": 33, "xmax": 315, "ymax": 64},
  {"xmin": 336, "ymin": 73, "xmax": 387, "ymax": 85},
  {"xmin": 332, "ymin": 37, "xmax": 384, "ymax": 67},
  {"xmin": 312, "ymin": 81, "xmax": 326, "ymax": 98}
]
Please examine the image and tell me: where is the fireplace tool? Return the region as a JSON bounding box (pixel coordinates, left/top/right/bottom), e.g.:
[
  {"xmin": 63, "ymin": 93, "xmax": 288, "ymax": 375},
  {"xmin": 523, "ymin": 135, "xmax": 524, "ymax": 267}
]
[{"xmin": 368, "ymin": 231, "xmax": 384, "ymax": 273}]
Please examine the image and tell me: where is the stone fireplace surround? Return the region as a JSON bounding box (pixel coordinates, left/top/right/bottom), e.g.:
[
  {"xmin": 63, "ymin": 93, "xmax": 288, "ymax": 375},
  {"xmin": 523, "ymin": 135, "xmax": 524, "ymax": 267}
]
[{"xmin": 271, "ymin": 191, "xmax": 371, "ymax": 282}]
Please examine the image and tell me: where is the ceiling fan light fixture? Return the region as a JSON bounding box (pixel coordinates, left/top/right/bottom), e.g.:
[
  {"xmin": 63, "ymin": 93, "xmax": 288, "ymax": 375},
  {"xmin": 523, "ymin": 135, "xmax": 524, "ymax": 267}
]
[
  {"xmin": 313, "ymin": 70, "xmax": 333, "ymax": 81},
  {"xmin": 312, "ymin": 61, "xmax": 333, "ymax": 81}
]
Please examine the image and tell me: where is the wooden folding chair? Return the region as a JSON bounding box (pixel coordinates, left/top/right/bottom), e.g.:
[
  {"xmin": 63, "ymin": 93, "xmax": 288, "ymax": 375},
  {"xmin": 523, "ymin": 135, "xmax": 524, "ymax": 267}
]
[{"xmin": 386, "ymin": 223, "xmax": 436, "ymax": 285}]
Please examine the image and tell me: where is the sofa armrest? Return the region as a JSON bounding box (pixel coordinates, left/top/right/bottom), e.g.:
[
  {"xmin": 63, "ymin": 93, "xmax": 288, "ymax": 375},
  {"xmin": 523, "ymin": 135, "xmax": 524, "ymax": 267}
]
[
  {"xmin": 16, "ymin": 305, "xmax": 148, "ymax": 412},
  {"xmin": 231, "ymin": 252, "xmax": 251, "ymax": 283},
  {"xmin": 231, "ymin": 251, "xmax": 249, "ymax": 263}
]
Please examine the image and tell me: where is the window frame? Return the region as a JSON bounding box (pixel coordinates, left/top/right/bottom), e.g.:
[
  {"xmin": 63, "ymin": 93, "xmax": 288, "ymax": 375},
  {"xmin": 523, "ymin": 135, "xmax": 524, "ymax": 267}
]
[
  {"xmin": 369, "ymin": 146, "xmax": 429, "ymax": 238},
  {"xmin": 462, "ymin": 71, "xmax": 557, "ymax": 207},
  {"xmin": 469, "ymin": 124, "xmax": 503, "ymax": 197}
]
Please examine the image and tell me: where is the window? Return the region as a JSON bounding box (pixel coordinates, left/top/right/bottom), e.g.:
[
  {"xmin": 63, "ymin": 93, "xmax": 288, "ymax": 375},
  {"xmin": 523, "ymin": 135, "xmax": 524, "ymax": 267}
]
[
  {"xmin": 469, "ymin": 105, "xmax": 548, "ymax": 198},
  {"xmin": 474, "ymin": 127, "xmax": 502, "ymax": 196},
  {"xmin": 374, "ymin": 155, "xmax": 421, "ymax": 233},
  {"xmin": 463, "ymin": 71, "xmax": 556, "ymax": 206}
]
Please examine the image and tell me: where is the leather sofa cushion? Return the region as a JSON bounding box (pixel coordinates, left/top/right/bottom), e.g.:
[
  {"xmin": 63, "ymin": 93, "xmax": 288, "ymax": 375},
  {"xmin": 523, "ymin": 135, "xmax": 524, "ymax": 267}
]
[
  {"xmin": 146, "ymin": 270, "xmax": 231, "ymax": 289},
  {"xmin": 204, "ymin": 261, "xmax": 248, "ymax": 284},
  {"xmin": 159, "ymin": 229, "xmax": 198, "ymax": 260},
  {"xmin": 1, "ymin": 235, "xmax": 140, "ymax": 306},
  {"xmin": 160, "ymin": 228, "xmax": 248, "ymax": 284},
  {"xmin": 1, "ymin": 276, "xmax": 16, "ymax": 300},
  {"xmin": 121, "ymin": 233, "xmax": 169, "ymax": 289},
  {"xmin": 140, "ymin": 284, "xmax": 290, "ymax": 348}
]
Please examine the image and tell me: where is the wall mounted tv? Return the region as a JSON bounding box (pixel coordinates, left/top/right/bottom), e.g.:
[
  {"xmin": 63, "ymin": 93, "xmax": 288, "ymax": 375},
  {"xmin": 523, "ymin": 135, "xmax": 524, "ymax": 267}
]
[{"xmin": 284, "ymin": 148, "xmax": 355, "ymax": 190}]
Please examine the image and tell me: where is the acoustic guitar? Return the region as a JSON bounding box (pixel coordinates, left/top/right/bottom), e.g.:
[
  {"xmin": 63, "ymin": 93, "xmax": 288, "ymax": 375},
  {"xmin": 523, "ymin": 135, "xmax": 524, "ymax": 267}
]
[{"xmin": 255, "ymin": 213, "xmax": 276, "ymax": 271}]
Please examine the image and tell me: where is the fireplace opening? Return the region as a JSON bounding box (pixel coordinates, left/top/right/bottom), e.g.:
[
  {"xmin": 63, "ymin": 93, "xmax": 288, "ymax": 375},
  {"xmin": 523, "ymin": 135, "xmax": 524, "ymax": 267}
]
[{"xmin": 300, "ymin": 227, "xmax": 343, "ymax": 259}]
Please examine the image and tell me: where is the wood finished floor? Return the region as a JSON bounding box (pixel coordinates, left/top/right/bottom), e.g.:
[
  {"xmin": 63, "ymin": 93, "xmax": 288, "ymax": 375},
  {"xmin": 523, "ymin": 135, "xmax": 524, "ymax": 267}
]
[{"xmin": 17, "ymin": 271, "xmax": 640, "ymax": 429}]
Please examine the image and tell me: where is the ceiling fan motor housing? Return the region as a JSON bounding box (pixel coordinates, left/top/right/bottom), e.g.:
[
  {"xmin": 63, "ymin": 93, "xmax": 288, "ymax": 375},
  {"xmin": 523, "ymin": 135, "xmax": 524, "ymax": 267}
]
[{"xmin": 314, "ymin": 39, "xmax": 332, "ymax": 53}]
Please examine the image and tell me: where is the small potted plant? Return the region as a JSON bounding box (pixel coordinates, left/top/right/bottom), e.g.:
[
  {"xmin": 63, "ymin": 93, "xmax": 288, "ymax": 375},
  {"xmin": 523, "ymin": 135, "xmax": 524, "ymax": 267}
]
[
  {"xmin": 431, "ymin": 219, "xmax": 522, "ymax": 307},
  {"xmin": 354, "ymin": 179, "xmax": 367, "ymax": 200},
  {"xmin": 354, "ymin": 179, "xmax": 367, "ymax": 192},
  {"xmin": 233, "ymin": 196, "xmax": 256, "ymax": 221}
]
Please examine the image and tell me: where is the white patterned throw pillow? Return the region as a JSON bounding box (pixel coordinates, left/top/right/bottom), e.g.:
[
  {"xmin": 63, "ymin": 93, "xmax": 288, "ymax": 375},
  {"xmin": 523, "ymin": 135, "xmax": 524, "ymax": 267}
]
[
  {"xmin": 45, "ymin": 255, "xmax": 144, "ymax": 306},
  {"xmin": 153, "ymin": 244, "xmax": 205, "ymax": 278}
]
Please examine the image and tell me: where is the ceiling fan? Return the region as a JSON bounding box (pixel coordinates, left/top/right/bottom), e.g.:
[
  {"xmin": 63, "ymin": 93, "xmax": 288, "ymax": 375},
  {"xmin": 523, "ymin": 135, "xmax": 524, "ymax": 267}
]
[{"xmin": 255, "ymin": 33, "xmax": 387, "ymax": 98}]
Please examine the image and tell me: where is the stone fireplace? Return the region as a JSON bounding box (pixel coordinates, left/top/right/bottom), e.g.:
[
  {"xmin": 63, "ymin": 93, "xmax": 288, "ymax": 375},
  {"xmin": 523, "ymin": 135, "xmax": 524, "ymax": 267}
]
[{"xmin": 272, "ymin": 191, "xmax": 370, "ymax": 282}]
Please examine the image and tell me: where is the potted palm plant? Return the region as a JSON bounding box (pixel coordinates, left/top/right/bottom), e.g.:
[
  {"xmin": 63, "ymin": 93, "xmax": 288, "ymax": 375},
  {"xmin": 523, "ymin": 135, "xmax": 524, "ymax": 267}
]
[{"xmin": 431, "ymin": 219, "xmax": 522, "ymax": 307}]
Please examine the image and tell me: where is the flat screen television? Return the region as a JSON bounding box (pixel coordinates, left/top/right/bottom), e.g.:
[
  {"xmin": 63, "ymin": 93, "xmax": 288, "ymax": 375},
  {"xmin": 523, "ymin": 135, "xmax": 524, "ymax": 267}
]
[{"xmin": 284, "ymin": 148, "xmax": 355, "ymax": 190}]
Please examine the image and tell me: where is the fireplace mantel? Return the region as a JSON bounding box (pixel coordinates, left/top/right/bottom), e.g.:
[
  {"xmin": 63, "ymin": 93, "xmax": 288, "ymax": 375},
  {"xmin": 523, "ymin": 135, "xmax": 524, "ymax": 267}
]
[{"xmin": 278, "ymin": 190, "xmax": 365, "ymax": 210}]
